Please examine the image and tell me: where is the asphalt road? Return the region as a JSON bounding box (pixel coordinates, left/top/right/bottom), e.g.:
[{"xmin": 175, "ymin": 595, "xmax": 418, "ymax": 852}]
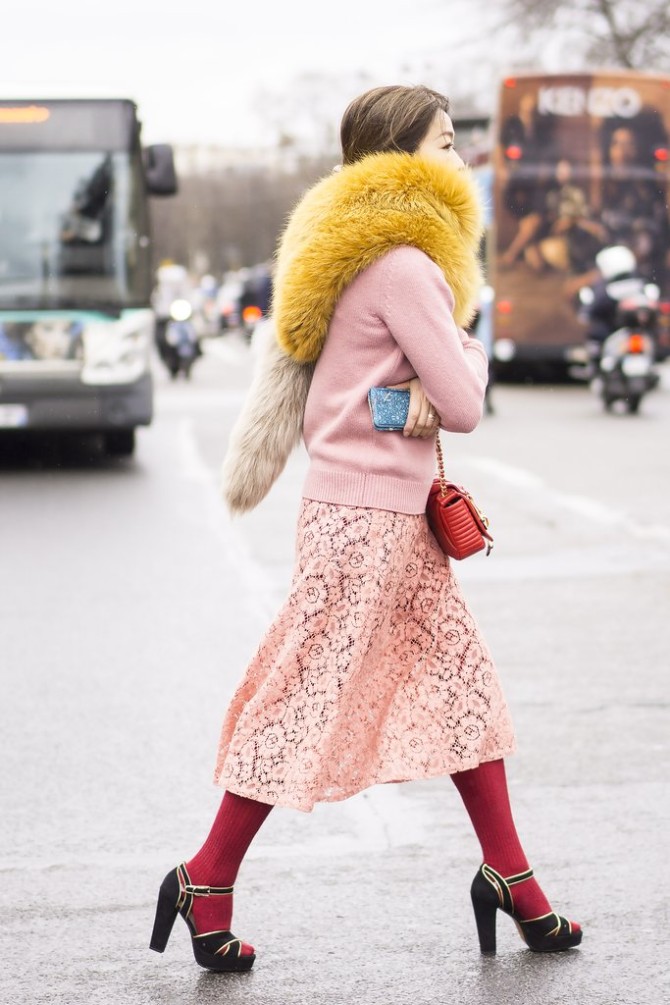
[{"xmin": 1, "ymin": 335, "xmax": 669, "ymax": 1005}]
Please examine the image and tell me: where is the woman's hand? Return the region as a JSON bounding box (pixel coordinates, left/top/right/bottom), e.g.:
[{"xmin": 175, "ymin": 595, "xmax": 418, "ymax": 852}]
[{"xmin": 387, "ymin": 377, "xmax": 441, "ymax": 438}]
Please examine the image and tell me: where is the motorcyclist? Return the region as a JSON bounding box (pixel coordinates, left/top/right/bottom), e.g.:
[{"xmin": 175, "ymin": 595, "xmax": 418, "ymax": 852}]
[
  {"xmin": 164, "ymin": 298, "xmax": 201, "ymax": 379},
  {"xmin": 237, "ymin": 263, "xmax": 273, "ymax": 339},
  {"xmin": 152, "ymin": 263, "xmax": 192, "ymax": 365},
  {"xmin": 581, "ymin": 245, "xmax": 647, "ymax": 372}
]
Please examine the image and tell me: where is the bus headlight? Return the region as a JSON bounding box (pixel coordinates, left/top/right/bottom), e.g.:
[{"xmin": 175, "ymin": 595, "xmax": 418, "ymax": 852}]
[
  {"xmin": 81, "ymin": 311, "xmax": 153, "ymax": 385},
  {"xmin": 479, "ymin": 283, "xmax": 495, "ymax": 305},
  {"xmin": 493, "ymin": 338, "xmax": 516, "ymax": 362}
]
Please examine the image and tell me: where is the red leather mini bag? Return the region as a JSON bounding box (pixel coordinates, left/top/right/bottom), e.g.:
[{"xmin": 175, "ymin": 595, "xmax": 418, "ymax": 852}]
[{"xmin": 426, "ymin": 438, "xmax": 493, "ymax": 560}]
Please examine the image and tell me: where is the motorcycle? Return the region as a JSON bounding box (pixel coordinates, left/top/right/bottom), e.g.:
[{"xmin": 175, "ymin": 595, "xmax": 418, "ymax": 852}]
[
  {"xmin": 240, "ymin": 303, "xmax": 264, "ymax": 343},
  {"xmin": 578, "ymin": 245, "xmax": 660, "ymax": 414},
  {"xmin": 237, "ymin": 265, "xmax": 273, "ymax": 342},
  {"xmin": 581, "ymin": 288, "xmax": 660, "ymax": 414},
  {"xmin": 163, "ymin": 299, "xmax": 201, "ymax": 379}
]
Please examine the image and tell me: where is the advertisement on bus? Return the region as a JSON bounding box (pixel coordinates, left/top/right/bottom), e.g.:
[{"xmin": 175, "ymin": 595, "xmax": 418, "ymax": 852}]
[{"xmin": 491, "ymin": 72, "xmax": 670, "ymax": 374}]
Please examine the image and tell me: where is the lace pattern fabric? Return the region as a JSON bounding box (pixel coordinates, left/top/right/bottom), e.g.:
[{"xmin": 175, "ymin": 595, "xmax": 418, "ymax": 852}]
[{"xmin": 214, "ymin": 500, "xmax": 516, "ymax": 812}]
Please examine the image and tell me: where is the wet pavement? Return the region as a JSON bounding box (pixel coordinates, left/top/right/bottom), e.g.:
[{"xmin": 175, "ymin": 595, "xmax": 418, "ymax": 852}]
[{"xmin": 1, "ymin": 337, "xmax": 669, "ymax": 1004}]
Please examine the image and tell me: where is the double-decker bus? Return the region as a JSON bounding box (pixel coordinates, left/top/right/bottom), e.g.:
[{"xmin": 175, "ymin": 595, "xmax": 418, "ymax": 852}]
[
  {"xmin": 0, "ymin": 99, "xmax": 176, "ymax": 454},
  {"xmin": 488, "ymin": 71, "xmax": 670, "ymax": 377}
]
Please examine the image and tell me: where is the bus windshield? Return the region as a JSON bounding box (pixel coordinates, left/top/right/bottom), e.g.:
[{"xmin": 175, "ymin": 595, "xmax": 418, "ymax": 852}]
[{"xmin": 0, "ymin": 149, "xmax": 150, "ymax": 311}]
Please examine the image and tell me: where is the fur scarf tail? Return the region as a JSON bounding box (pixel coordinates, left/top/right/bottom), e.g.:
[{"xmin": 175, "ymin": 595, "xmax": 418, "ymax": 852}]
[
  {"xmin": 221, "ymin": 154, "xmax": 484, "ymax": 513},
  {"xmin": 221, "ymin": 326, "xmax": 314, "ymax": 513}
]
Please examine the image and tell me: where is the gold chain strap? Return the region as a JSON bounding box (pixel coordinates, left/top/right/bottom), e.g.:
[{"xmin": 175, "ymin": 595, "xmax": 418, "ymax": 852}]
[
  {"xmin": 435, "ymin": 436, "xmax": 448, "ymax": 497},
  {"xmin": 436, "ymin": 434, "xmax": 491, "ymax": 533}
]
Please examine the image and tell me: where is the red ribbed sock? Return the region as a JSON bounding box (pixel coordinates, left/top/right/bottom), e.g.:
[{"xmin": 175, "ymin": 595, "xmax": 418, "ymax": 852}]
[
  {"xmin": 185, "ymin": 791, "xmax": 273, "ymax": 953},
  {"xmin": 452, "ymin": 759, "xmax": 577, "ymax": 927}
]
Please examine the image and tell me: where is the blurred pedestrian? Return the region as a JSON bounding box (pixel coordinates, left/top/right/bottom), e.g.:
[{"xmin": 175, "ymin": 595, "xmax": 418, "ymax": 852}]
[
  {"xmin": 467, "ymin": 290, "xmax": 496, "ymax": 416},
  {"xmin": 150, "ymin": 84, "xmax": 582, "ymax": 972}
]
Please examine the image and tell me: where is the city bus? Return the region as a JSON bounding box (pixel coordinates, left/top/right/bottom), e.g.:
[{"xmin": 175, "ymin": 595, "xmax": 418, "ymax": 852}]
[
  {"xmin": 0, "ymin": 99, "xmax": 176, "ymax": 455},
  {"xmin": 488, "ymin": 71, "xmax": 670, "ymax": 377}
]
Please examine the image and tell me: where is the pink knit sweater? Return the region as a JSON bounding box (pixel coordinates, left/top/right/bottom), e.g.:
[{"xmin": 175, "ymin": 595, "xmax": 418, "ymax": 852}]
[{"xmin": 302, "ymin": 245, "xmax": 489, "ymax": 514}]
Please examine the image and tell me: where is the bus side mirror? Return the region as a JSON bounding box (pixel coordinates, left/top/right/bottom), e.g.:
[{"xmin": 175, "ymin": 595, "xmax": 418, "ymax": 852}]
[{"xmin": 144, "ymin": 144, "xmax": 178, "ymax": 196}]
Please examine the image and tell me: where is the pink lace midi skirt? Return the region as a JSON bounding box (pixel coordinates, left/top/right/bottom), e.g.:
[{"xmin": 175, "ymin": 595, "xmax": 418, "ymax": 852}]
[{"xmin": 214, "ymin": 500, "xmax": 516, "ymax": 812}]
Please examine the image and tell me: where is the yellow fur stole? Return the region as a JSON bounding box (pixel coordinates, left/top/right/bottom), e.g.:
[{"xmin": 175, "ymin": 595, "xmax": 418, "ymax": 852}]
[
  {"xmin": 222, "ymin": 152, "xmax": 485, "ymax": 513},
  {"xmin": 272, "ymin": 152, "xmax": 484, "ymax": 363}
]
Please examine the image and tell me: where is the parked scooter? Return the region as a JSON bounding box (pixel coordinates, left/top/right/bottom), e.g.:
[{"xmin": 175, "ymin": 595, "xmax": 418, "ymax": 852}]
[
  {"xmin": 163, "ymin": 299, "xmax": 201, "ymax": 379},
  {"xmin": 578, "ymin": 246, "xmax": 660, "ymax": 413}
]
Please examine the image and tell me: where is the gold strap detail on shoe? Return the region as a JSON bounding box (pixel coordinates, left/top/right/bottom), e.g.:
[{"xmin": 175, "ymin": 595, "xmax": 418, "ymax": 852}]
[
  {"xmin": 481, "ymin": 864, "xmax": 510, "ymax": 912},
  {"xmin": 521, "ymin": 911, "xmax": 570, "ymax": 940},
  {"xmin": 505, "ymin": 868, "xmax": 534, "ymax": 886},
  {"xmin": 175, "ymin": 863, "xmax": 234, "ymax": 920},
  {"xmin": 521, "ymin": 910, "xmax": 556, "ymax": 924},
  {"xmin": 481, "ymin": 864, "xmax": 534, "ymax": 911},
  {"xmin": 190, "ymin": 932, "xmax": 244, "ymax": 956},
  {"xmin": 193, "ymin": 932, "xmax": 244, "ymax": 957},
  {"xmin": 183, "ymin": 884, "xmax": 234, "ymax": 897},
  {"xmin": 529, "ymin": 913, "xmax": 564, "ymax": 936},
  {"xmin": 177, "ymin": 863, "xmax": 233, "ymax": 897},
  {"xmin": 216, "ymin": 938, "xmax": 242, "ymax": 957}
]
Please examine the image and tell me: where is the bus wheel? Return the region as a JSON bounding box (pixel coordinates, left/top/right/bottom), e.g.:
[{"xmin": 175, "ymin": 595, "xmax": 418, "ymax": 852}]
[{"xmin": 104, "ymin": 429, "xmax": 136, "ymax": 456}]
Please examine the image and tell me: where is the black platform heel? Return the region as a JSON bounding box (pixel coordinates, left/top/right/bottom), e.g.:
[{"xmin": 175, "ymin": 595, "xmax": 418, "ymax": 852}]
[
  {"xmin": 470, "ymin": 863, "xmax": 582, "ymax": 954},
  {"xmin": 150, "ymin": 862, "xmax": 255, "ymax": 972}
]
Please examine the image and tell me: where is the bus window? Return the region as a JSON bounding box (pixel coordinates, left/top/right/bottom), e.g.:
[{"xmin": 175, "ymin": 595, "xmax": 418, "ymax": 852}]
[{"xmin": 0, "ymin": 99, "xmax": 176, "ymax": 454}]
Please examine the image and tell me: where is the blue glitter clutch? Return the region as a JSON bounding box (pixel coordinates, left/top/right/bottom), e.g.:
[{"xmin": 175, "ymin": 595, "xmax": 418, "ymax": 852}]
[{"xmin": 368, "ymin": 387, "xmax": 410, "ymax": 431}]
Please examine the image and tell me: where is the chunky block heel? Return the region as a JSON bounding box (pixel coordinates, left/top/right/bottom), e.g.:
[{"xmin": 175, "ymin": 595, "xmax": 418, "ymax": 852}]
[
  {"xmin": 149, "ymin": 876, "xmax": 179, "ymax": 953},
  {"xmin": 149, "ymin": 863, "xmax": 256, "ymax": 972},
  {"xmin": 470, "ymin": 864, "xmax": 582, "ymax": 955},
  {"xmin": 471, "ymin": 886, "xmax": 498, "ymax": 953}
]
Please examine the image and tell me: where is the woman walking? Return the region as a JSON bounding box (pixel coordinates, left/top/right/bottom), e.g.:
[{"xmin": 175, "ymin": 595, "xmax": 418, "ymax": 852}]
[{"xmin": 150, "ymin": 84, "xmax": 582, "ymax": 971}]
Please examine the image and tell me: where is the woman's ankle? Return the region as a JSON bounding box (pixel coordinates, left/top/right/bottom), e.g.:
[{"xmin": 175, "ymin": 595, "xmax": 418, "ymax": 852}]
[
  {"xmin": 184, "ymin": 855, "xmax": 233, "ymax": 890},
  {"xmin": 502, "ymin": 872, "xmax": 552, "ymax": 920},
  {"xmin": 185, "ymin": 791, "xmax": 273, "ymax": 889}
]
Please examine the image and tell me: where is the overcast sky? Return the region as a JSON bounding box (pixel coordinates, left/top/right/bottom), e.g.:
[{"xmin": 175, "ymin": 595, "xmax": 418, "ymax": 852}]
[{"xmin": 0, "ymin": 0, "xmax": 483, "ymax": 148}]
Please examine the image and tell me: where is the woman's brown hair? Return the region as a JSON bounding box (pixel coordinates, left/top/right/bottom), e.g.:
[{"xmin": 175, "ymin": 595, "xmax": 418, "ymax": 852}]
[{"xmin": 340, "ymin": 85, "xmax": 450, "ymax": 165}]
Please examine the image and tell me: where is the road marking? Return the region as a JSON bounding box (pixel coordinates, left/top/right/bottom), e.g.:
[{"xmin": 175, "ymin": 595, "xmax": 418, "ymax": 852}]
[
  {"xmin": 469, "ymin": 457, "xmax": 670, "ymax": 544},
  {"xmin": 176, "ymin": 417, "xmax": 281, "ymax": 626}
]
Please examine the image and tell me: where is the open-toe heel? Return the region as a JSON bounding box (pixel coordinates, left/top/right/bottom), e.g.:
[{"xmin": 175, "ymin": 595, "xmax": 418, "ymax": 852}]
[
  {"xmin": 471, "ymin": 864, "xmax": 582, "ymax": 955},
  {"xmin": 149, "ymin": 863, "xmax": 255, "ymax": 972}
]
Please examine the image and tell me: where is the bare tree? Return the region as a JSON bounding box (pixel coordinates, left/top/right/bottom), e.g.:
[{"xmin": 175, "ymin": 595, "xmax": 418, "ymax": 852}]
[
  {"xmin": 490, "ymin": 0, "xmax": 670, "ymax": 69},
  {"xmin": 148, "ymin": 154, "xmax": 335, "ymax": 277}
]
